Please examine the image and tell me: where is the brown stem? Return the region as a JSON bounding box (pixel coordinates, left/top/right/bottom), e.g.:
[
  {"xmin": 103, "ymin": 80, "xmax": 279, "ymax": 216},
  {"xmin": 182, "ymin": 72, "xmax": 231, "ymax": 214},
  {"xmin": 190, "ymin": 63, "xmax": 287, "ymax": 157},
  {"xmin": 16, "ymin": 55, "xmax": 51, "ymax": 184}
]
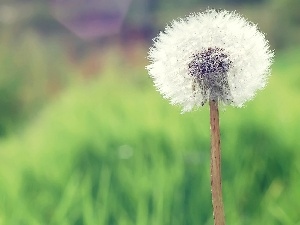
[{"xmin": 209, "ymin": 100, "xmax": 226, "ymax": 225}]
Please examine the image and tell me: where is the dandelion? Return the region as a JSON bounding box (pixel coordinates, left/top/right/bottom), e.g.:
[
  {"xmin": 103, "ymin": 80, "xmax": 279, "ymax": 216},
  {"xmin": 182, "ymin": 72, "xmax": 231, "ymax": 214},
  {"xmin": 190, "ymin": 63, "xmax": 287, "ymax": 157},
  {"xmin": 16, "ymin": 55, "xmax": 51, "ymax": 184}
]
[
  {"xmin": 146, "ymin": 9, "xmax": 273, "ymax": 225},
  {"xmin": 147, "ymin": 9, "xmax": 273, "ymax": 112}
]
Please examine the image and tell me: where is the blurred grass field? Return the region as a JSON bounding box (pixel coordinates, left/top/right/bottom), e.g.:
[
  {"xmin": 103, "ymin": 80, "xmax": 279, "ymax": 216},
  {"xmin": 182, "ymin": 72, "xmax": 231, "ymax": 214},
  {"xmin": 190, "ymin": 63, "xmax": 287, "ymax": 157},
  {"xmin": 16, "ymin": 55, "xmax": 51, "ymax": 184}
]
[{"xmin": 0, "ymin": 40, "xmax": 300, "ymax": 225}]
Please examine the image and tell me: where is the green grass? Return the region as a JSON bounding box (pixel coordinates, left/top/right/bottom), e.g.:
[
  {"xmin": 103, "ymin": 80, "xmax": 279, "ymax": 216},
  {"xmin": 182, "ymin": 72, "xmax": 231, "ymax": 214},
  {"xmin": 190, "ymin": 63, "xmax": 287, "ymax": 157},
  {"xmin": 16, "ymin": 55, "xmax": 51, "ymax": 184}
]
[{"xmin": 0, "ymin": 46, "xmax": 300, "ymax": 225}]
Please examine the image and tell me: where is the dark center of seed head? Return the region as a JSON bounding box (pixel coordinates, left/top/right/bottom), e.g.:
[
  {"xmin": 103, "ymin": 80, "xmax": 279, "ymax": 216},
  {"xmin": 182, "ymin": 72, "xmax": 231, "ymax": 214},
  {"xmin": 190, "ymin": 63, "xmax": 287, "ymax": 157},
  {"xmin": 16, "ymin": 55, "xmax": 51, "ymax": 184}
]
[
  {"xmin": 188, "ymin": 47, "xmax": 231, "ymax": 79},
  {"xmin": 188, "ymin": 47, "xmax": 232, "ymax": 102}
]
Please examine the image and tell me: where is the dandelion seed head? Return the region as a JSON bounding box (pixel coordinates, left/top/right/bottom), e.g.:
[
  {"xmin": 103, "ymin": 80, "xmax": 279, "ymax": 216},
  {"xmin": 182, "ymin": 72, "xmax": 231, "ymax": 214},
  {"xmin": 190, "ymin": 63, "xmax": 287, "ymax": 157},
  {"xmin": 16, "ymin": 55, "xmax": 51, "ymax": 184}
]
[{"xmin": 146, "ymin": 9, "xmax": 274, "ymax": 112}]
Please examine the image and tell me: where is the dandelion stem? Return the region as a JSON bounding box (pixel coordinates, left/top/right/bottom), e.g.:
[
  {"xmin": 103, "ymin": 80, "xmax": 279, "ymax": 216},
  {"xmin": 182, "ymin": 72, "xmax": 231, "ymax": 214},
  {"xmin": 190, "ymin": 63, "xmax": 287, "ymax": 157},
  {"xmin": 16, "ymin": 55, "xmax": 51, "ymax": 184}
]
[{"xmin": 209, "ymin": 99, "xmax": 226, "ymax": 225}]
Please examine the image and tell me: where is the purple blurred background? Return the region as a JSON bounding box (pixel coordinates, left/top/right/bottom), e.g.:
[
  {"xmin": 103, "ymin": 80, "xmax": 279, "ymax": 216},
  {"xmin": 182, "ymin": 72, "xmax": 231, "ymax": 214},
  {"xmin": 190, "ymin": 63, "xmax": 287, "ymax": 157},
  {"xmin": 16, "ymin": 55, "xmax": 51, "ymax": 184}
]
[{"xmin": 51, "ymin": 0, "xmax": 132, "ymax": 40}]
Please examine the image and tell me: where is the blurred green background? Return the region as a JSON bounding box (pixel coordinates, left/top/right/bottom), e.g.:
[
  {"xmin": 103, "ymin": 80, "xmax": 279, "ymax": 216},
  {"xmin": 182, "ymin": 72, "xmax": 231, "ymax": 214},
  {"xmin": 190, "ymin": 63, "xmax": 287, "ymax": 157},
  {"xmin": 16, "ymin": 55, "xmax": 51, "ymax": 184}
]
[{"xmin": 0, "ymin": 0, "xmax": 300, "ymax": 224}]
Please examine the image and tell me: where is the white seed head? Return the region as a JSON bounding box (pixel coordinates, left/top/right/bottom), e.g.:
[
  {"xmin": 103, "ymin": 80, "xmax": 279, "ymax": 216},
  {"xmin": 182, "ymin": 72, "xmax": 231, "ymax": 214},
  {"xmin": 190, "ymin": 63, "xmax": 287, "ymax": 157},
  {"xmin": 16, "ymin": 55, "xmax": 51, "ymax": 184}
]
[{"xmin": 146, "ymin": 9, "xmax": 274, "ymax": 112}]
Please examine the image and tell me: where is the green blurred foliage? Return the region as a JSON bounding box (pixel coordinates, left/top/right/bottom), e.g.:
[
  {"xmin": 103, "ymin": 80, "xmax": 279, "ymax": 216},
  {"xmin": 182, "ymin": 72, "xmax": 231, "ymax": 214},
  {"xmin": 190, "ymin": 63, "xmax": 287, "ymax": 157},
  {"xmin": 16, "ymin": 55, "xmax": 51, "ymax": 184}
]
[
  {"xmin": 0, "ymin": 30, "xmax": 70, "ymax": 136},
  {"xmin": 0, "ymin": 44, "xmax": 300, "ymax": 224},
  {"xmin": 266, "ymin": 0, "xmax": 300, "ymax": 49}
]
